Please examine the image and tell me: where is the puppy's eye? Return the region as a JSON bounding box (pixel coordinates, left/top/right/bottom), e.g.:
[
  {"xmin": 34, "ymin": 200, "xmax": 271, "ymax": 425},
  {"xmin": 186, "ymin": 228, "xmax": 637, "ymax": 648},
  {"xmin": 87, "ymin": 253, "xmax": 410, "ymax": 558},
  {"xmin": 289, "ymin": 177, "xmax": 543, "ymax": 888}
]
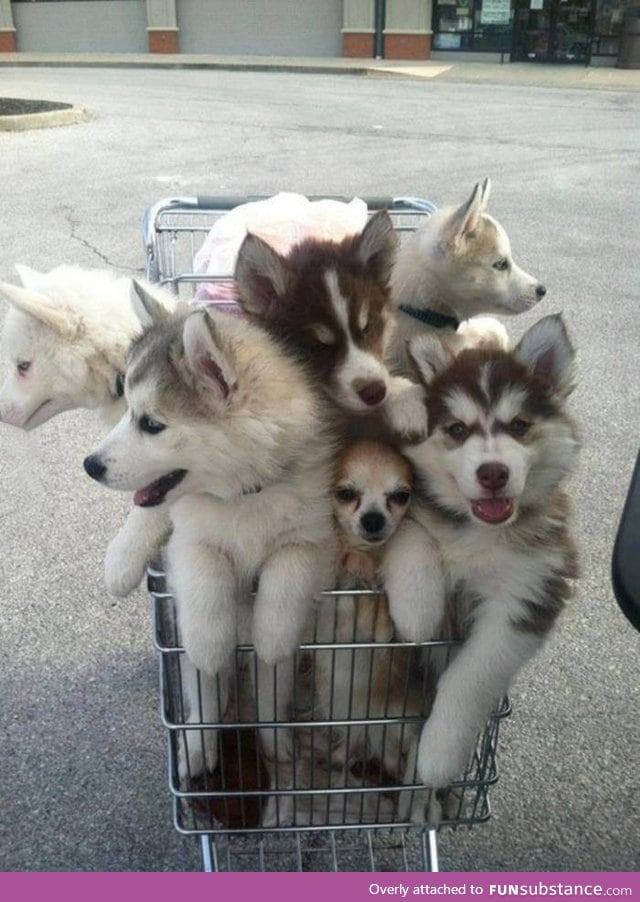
[
  {"xmin": 446, "ymin": 421, "xmax": 469, "ymax": 440},
  {"xmin": 493, "ymin": 258, "xmax": 509, "ymax": 271},
  {"xmin": 17, "ymin": 361, "xmax": 31, "ymax": 375},
  {"xmin": 139, "ymin": 415, "xmax": 166, "ymax": 435},
  {"xmin": 115, "ymin": 374, "xmax": 125, "ymax": 397},
  {"xmin": 508, "ymin": 417, "xmax": 530, "ymax": 437},
  {"xmin": 310, "ymin": 325, "xmax": 336, "ymax": 346},
  {"xmin": 389, "ymin": 490, "xmax": 411, "ymax": 506},
  {"xmin": 334, "ymin": 487, "xmax": 359, "ymax": 504}
]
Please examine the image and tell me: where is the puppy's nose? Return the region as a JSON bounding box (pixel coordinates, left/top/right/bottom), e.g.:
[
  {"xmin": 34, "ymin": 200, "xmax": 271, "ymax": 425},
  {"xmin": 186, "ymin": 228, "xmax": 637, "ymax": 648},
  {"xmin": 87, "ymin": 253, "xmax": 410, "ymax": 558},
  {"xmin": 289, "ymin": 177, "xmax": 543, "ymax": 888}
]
[
  {"xmin": 476, "ymin": 462, "xmax": 509, "ymax": 492},
  {"xmin": 360, "ymin": 511, "xmax": 387, "ymax": 535},
  {"xmin": 535, "ymin": 283, "xmax": 547, "ymax": 299},
  {"xmin": 84, "ymin": 454, "xmax": 107, "ymax": 482},
  {"xmin": 353, "ymin": 379, "xmax": 387, "ymax": 407}
]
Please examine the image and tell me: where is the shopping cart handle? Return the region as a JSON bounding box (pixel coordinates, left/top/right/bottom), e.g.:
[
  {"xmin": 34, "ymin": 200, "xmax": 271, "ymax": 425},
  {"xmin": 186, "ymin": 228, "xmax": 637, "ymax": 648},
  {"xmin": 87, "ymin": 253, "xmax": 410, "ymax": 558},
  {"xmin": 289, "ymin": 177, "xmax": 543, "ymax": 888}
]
[
  {"xmin": 194, "ymin": 195, "xmax": 436, "ymax": 212},
  {"xmin": 612, "ymin": 448, "xmax": 640, "ymax": 633}
]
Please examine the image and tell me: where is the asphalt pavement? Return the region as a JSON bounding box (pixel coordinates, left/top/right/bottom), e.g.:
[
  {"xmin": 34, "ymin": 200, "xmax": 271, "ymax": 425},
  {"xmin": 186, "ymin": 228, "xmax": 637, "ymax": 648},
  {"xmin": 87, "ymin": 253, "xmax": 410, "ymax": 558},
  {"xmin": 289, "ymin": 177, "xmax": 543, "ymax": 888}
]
[{"xmin": 0, "ymin": 62, "xmax": 638, "ymax": 873}]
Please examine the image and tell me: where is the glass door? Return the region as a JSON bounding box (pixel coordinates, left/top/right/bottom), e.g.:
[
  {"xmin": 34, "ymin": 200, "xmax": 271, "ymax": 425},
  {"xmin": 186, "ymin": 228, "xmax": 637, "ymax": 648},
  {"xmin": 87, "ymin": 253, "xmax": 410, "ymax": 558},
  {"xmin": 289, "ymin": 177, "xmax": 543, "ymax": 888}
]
[
  {"xmin": 513, "ymin": 0, "xmax": 553, "ymax": 60},
  {"xmin": 512, "ymin": 0, "xmax": 592, "ymax": 62},
  {"xmin": 551, "ymin": 0, "xmax": 592, "ymax": 61}
]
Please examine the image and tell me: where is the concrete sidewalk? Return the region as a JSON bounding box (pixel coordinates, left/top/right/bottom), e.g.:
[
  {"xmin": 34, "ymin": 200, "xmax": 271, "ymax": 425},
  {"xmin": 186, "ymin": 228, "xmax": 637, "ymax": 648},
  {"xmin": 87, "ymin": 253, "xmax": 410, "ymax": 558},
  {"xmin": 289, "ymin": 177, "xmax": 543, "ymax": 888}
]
[{"xmin": 0, "ymin": 51, "xmax": 639, "ymax": 92}]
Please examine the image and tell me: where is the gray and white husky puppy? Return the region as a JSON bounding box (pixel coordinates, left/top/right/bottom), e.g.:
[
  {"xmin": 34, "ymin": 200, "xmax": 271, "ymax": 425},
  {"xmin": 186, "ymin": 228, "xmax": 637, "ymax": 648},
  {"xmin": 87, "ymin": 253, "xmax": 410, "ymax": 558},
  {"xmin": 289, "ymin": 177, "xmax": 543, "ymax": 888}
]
[
  {"xmin": 402, "ymin": 314, "xmax": 579, "ymax": 804},
  {"xmin": 83, "ymin": 294, "xmax": 336, "ymax": 778}
]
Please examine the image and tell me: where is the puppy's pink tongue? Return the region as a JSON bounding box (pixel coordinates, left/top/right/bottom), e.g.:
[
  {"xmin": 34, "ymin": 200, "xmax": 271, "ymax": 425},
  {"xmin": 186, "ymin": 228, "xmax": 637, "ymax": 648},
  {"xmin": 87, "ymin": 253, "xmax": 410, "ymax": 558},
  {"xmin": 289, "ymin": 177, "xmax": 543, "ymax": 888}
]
[
  {"xmin": 134, "ymin": 484, "xmax": 161, "ymax": 507},
  {"xmin": 472, "ymin": 498, "xmax": 514, "ymax": 524},
  {"xmin": 133, "ymin": 470, "xmax": 187, "ymax": 507}
]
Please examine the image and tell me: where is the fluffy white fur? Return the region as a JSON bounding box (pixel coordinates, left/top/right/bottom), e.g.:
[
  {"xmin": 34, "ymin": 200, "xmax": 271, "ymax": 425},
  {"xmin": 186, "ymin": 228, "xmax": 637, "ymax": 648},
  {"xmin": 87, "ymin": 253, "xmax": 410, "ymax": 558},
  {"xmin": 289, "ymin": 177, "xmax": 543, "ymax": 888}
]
[
  {"xmin": 0, "ymin": 264, "xmax": 177, "ymax": 597},
  {"xmin": 86, "ymin": 302, "xmax": 336, "ymax": 778}
]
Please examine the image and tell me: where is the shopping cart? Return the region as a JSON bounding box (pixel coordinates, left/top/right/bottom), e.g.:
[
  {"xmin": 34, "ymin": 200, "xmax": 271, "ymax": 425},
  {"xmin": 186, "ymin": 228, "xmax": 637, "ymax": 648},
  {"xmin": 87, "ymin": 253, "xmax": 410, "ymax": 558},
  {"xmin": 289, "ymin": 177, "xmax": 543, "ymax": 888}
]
[{"xmin": 142, "ymin": 195, "xmax": 511, "ymax": 873}]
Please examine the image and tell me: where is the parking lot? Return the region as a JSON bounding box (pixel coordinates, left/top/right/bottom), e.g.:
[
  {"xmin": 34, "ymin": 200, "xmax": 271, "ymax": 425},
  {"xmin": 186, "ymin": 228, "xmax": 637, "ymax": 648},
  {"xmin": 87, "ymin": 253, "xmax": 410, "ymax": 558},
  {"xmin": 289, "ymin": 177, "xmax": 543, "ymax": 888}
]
[{"xmin": 0, "ymin": 64, "xmax": 638, "ymax": 872}]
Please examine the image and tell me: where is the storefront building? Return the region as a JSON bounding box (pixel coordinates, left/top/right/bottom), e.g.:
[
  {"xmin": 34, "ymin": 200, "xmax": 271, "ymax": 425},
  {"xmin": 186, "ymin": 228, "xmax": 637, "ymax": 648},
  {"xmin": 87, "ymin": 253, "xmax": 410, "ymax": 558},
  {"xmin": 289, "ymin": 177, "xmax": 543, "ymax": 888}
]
[
  {"xmin": 0, "ymin": 0, "xmax": 635, "ymax": 65},
  {"xmin": 344, "ymin": 0, "xmax": 634, "ymax": 65},
  {"xmin": 430, "ymin": 0, "xmax": 629, "ymax": 64}
]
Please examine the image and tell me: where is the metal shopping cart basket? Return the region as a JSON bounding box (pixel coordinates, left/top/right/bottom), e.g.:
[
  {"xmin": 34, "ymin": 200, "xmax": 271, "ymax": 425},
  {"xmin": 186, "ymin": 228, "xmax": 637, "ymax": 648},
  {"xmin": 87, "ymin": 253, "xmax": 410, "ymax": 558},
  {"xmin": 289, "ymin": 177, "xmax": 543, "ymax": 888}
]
[{"xmin": 142, "ymin": 195, "xmax": 511, "ymax": 873}]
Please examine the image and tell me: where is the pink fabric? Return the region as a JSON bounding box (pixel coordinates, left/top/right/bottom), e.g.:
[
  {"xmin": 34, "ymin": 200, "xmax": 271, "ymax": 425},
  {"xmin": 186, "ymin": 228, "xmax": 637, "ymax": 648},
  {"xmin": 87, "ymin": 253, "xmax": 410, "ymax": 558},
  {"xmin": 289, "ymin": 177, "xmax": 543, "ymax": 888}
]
[{"xmin": 193, "ymin": 193, "xmax": 368, "ymax": 303}]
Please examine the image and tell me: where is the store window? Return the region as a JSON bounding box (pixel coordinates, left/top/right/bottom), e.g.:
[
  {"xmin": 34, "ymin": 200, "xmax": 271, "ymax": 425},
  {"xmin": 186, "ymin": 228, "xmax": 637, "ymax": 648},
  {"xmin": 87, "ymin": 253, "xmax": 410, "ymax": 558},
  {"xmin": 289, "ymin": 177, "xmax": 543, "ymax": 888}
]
[
  {"xmin": 433, "ymin": 0, "xmax": 514, "ymax": 51},
  {"xmin": 592, "ymin": 0, "xmax": 628, "ymax": 55}
]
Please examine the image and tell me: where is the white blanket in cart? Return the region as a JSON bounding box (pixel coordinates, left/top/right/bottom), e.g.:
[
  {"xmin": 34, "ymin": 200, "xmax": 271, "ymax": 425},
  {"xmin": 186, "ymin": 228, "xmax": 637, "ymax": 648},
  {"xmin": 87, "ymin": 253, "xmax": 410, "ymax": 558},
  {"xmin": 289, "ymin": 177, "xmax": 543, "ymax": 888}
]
[{"xmin": 193, "ymin": 192, "xmax": 369, "ymax": 306}]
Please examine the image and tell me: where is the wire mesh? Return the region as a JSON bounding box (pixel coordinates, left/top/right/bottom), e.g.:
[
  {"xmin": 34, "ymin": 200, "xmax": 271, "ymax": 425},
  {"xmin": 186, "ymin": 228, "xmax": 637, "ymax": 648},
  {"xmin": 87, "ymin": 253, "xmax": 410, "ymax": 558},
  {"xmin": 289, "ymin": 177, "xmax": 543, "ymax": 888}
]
[
  {"xmin": 150, "ymin": 568, "xmax": 509, "ymax": 846},
  {"xmin": 143, "ymin": 196, "xmax": 435, "ymax": 298}
]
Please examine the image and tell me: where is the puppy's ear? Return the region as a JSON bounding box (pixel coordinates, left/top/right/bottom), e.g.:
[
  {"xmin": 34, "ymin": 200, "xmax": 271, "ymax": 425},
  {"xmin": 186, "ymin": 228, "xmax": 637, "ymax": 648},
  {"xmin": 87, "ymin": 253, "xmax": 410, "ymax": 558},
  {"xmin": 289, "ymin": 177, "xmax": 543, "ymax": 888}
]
[
  {"xmin": 355, "ymin": 210, "xmax": 398, "ymax": 283},
  {"xmin": 14, "ymin": 264, "xmax": 46, "ymax": 291},
  {"xmin": 407, "ymin": 333, "xmax": 451, "ymax": 386},
  {"xmin": 182, "ymin": 310, "xmax": 237, "ymax": 403},
  {"xmin": 0, "ymin": 281, "xmax": 78, "ymax": 336},
  {"xmin": 445, "ymin": 179, "xmax": 490, "ymax": 252},
  {"xmin": 130, "ymin": 280, "xmax": 175, "ymax": 329},
  {"xmin": 234, "ymin": 233, "xmax": 289, "ymax": 318},
  {"xmin": 479, "ymin": 177, "xmax": 491, "ymax": 210},
  {"xmin": 514, "ymin": 314, "xmax": 576, "ymax": 398}
]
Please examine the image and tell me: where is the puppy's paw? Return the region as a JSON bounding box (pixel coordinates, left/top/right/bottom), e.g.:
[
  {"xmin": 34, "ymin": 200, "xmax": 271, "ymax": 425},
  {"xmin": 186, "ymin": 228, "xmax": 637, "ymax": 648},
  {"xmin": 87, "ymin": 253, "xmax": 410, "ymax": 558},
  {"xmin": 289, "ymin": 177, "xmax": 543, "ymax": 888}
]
[
  {"xmin": 104, "ymin": 532, "xmax": 148, "ymax": 597},
  {"xmin": 384, "ymin": 378, "xmax": 428, "ymax": 443},
  {"xmin": 178, "ymin": 730, "xmax": 218, "ymax": 782},
  {"xmin": 261, "ymin": 795, "xmax": 295, "ymax": 829},
  {"xmin": 183, "ymin": 630, "xmax": 234, "ymax": 678},
  {"xmin": 387, "ymin": 567, "xmax": 445, "ymax": 643},
  {"xmin": 456, "ymin": 316, "xmax": 509, "ymax": 352},
  {"xmin": 253, "ymin": 625, "xmax": 297, "ymax": 666},
  {"xmin": 417, "ymin": 720, "xmax": 469, "ymax": 790},
  {"xmin": 253, "ymin": 605, "xmax": 305, "ymax": 665},
  {"xmin": 408, "ymin": 789, "xmax": 443, "ymax": 826}
]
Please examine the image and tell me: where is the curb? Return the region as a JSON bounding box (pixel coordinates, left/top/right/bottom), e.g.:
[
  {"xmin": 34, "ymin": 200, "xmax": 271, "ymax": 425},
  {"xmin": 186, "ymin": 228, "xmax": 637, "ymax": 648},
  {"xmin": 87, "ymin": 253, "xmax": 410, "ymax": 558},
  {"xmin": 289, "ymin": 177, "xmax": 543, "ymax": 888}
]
[{"xmin": 0, "ymin": 105, "xmax": 89, "ymax": 131}]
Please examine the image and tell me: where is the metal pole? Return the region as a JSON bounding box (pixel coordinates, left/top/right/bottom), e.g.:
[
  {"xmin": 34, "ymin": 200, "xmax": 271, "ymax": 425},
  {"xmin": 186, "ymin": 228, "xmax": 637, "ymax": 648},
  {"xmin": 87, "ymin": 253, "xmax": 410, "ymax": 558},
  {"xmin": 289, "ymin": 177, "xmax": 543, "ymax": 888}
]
[{"xmin": 374, "ymin": 0, "xmax": 386, "ymax": 59}]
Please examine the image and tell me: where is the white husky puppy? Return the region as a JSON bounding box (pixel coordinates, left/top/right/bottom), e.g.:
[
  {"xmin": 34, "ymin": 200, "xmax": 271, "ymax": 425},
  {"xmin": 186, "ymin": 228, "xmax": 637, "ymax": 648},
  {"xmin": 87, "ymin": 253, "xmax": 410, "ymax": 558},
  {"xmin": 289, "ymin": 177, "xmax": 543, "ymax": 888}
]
[
  {"xmin": 390, "ymin": 179, "xmax": 547, "ymax": 369},
  {"xmin": 84, "ymin": 295, "xmax": 336, "ymax": 777},
  {"xmin": 0, "ymin": 264, "xmax": 143, "ymax": 429},
  {"xmin": 0, "ymin": 264, "xmax": 178, "ymax": 597},
  {"xmin": 402, "ymin": 314, "xmax": 579, "ymax": 804}
]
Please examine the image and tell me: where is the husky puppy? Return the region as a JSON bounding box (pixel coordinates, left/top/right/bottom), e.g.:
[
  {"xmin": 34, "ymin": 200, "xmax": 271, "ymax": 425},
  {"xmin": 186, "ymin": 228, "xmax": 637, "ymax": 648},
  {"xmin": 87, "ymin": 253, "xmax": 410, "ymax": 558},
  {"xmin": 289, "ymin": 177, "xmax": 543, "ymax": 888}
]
[
  {"xmin": 402, "ymin": 314, "xmax": 579, "ymax": 798},
  {"xmin": 262, "ymin": 440, "xmax": 425, "ymax": 827},
  {"xmin": 0, "ymin": 265, "xmax": 178, "ymax": 597},
  {"xmin": 0, "ymin": 264, "xmax": 148, "ymax": 429},
  {"xmin": 390, "ymin": 179, "xmax": 547, "ymax": 369},
  {"xmin": 83, "ymin": 296, "xmax": 336, "ymax": 777},
  {"xmin": 234, "ymin": 210, "xmax": 427, "ymax": 443},
  {"xmin": 234, "ymin": 212, "xmax": 445, "ymax": 642}
]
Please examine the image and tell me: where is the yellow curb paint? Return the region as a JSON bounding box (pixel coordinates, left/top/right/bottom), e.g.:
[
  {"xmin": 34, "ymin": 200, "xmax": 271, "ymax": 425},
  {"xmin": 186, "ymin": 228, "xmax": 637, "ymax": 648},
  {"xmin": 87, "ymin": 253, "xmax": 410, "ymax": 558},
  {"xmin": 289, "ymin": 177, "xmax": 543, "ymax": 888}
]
[{"xmin": 367, "ymin": 65, "xmax": 453, "ymax": 79}]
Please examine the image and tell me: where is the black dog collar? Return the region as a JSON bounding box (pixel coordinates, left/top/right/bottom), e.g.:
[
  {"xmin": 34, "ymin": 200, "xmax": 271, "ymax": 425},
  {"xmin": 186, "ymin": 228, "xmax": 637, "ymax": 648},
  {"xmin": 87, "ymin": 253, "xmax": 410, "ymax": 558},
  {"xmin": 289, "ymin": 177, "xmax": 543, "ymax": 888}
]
[
  {"xmin": 113, "ymin": 373, "xmax": 125, "ymax": 399},
  {"xmin": 399, "ymin": 304, "xmax": 460, "ymax": 331}
]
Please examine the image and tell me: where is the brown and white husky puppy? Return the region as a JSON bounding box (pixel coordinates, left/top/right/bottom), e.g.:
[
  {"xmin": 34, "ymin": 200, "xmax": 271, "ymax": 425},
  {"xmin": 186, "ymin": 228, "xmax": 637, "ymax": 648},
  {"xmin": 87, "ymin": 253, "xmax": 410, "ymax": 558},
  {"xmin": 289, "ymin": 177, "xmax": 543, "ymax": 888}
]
[
  {"xmin": 390, "ymin": 179, "xmax": 546, "ymax": 370},
  {"xmin": 234, "ymin": 210, "xmax": 427, "ymax": 443},
  {"xmin": 403, "ymin": 314, "xmax": 579, "ymax": 803},
  {"xmin": 234, "ymin": 212, "xmax": 445, "ymax": 646}
]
